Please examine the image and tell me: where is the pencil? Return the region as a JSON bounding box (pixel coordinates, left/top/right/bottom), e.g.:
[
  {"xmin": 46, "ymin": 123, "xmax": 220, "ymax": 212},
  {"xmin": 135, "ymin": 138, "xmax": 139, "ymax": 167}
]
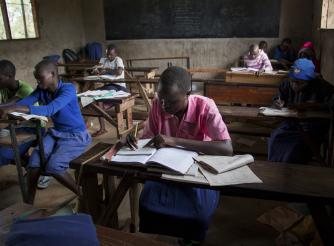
[{"xmin": 134, "ymin": 122, "xmax": 138, "ymax": 138}]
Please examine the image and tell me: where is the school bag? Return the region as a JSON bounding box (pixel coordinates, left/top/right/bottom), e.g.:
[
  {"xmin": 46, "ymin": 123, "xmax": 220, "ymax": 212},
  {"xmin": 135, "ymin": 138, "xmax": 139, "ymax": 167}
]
[
  {"xmin": 62, "ymin": 49, "xmax": 79, "ymax": 63},
  {"xmin": 85, "ymin": 42, "xmax": 103, "ymax": 61}
]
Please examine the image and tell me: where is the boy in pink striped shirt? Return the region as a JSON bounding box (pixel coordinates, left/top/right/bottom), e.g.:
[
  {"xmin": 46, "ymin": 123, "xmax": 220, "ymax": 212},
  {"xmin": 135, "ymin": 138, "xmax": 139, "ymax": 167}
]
[{"xmin": 243, "ymin": 44, "xmax": 273, "ymax": 73}]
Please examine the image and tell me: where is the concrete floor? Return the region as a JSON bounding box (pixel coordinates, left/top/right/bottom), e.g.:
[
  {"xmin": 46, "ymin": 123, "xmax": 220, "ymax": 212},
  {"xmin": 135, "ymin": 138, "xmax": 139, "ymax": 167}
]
[{"xmin": 0, "ymin": 119, "xmax": 282, "ymax": 245}]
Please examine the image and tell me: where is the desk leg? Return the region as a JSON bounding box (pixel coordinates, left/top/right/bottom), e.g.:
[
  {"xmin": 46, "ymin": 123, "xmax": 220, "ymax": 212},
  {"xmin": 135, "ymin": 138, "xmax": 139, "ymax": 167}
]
[
  {"xmin": 80, "ymin": 172, "xmax": 102, "ymax": 222},
  {"xmin": 98, "ymin": 173, "xmax": 134, "ymax": 226},
  {"xmin": 9, "ymin": 124, "xmax": 27, "ymax": 203},
  {"xmin": 129, "ymin": 183, "xmax": 140, "ymax": 233},
  {"xmin": 308, "ymin": 203, "xmax": 334, "ymax": 246},
  {"xmin": 103, "ymin": 175, "xmax": 119, "ymax": 228}
]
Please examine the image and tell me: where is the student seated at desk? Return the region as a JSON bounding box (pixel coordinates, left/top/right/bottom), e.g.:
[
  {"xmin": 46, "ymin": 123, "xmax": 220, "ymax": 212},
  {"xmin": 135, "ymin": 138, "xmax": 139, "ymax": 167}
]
[
  {"xmin": 92, "ymin": 44, "xmax": 126, "ymax": 137},
  {"xmin": 125, "ymin": 66, "xmax": 233, "ymax": 244},
  {"xmin": 259, "ymin": 40, "xmax": 268, "ymax": 54},
  {"xmin": 268, "ymin": 58, "xmax": 333, "ymax": 164},
  {"xmin": 243, "ymin": 44, "xmax": 273, "ymax": 73},
  {"xmin": 0, "ymin": 60, "xmax": 92, "ymax": 204},
  {"xmin": 273, "ymin": 38, "xmax": 295, "ymax": 70},
  {"xmin": 298, "ymin": 41, "xmax": 320, "ymax": 73},
  {"xmin": 0, "ymin": 60, "xmax": 34, "ymax": 167}
]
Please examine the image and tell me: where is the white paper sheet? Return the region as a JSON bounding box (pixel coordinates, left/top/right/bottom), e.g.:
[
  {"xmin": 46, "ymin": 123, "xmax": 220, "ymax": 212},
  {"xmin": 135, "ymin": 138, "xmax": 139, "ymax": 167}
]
[
  {"xmin": 259, "ymin": 107, "xmax": 298, "ymax": 117},
  {"xmin": 199, "ymin": 166, "xmax": 262, "ymax": 186},
  {"xmin": 9, "ymin": 112, "xmax": 48, "ymax": 122},
  {"xmin": 194, "ymin": 154, "xmax": 254, "ymax": 174},
  {"xmin": 147, "ymin": 148, "xmax": 198, "ymax": 174}
]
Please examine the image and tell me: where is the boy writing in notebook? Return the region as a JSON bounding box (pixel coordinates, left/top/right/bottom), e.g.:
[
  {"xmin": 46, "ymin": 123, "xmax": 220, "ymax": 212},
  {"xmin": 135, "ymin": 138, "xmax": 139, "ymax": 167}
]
[
  {"xmin": 0, "ymin": 60, "xmax": 34, "ymax": 166},
  {"xmin": 0, "ymin": 60, "xmax": 91, "ymax": 204},
  {"xmin": 91, "ymin": 44, "xmax": 126, "ymax": 137},
  {"xmin": 269, "ymin": 58, "xmax": 333, "ymax": 164},
  {"xmin": 126, "ymin": 66, "xmax": 233, "ymax": 244}
]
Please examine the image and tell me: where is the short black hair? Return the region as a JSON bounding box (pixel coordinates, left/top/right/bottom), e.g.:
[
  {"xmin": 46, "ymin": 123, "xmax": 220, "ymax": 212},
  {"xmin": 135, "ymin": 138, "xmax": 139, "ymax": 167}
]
[
  {"xmin": 160, "ymin": 66, "xmax": 191, "ymax": 93},
  {"xmin": 35, "ymin": 60, "xmax": 57, "ymax": 74},
  {"xmin": 0, "ymin": 59, "xmax": 16, "ymax": 78},
  {"xmin": 282, "ymin": 38, "xmax": 292, "ymax": 44},
  {"xmin": 259, "ymin": 40, "xmax": 267, "ymax": 47},
  {"xmin": 107, "ymin": 44, "xmax": 117, "ymax": 52},
  {"xmin": 249, "ymin": 44, "xmax": 259, "ymax": 52}
]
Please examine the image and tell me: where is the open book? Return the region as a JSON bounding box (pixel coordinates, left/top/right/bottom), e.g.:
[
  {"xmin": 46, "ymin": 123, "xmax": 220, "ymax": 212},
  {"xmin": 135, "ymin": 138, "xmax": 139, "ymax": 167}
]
[
  {"xmin": 101, "ymin": 139, "xmax": 197, "ymax": 175},
  {"xmin": 259, "ymin": 107, "xmax": 298, "ymax": 117},
  {"xmin": 9, "ymin": 112, "xmax": 48, "ymax": 122},
  {"xmin": 194, "ymin": 154, "xmax": 254, "ymax": 174},
  {"xmin": 83, "ymin": 75, "xmax": 120, "ymax": 81}
]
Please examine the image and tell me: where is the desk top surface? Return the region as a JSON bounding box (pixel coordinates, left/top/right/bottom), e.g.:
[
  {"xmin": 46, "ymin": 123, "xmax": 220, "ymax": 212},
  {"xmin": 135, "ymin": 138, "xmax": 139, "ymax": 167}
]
[
  {"xmin": 218, "ymin": 106, "xmax": 331, "ymax": 120},
  {"xmin": 71, "ymin": 142, "xmax": 334, "ymax": 204}
]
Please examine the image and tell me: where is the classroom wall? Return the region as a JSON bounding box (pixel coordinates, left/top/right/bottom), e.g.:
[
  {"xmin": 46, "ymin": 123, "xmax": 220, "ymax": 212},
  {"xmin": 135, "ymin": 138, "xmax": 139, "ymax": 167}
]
[
  {"xmin": 82, "ymin": 0, "xmax": 314, "ymax": 74},
  {"xmin": 313, "ymin": 0, "xmax": 334, "ymax": 84},
  {"xmin": 0, "ymin": 0, "xmax": 85, "ymax": 85}
]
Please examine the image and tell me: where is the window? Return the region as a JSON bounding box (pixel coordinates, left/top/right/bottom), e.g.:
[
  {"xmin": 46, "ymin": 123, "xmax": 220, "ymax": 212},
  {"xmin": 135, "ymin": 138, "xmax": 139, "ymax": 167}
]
[
  {"xmin": 321, "ymin": 0, "xmax": 334, "ymax": 29},
  {"xmin": 0, "ymin": 0, "xmax": 39, "ymax": 40}
]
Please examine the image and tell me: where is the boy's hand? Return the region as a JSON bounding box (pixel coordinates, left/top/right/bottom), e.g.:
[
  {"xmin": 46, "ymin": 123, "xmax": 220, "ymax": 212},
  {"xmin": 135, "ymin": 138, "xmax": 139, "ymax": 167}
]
[
  {"xmin": 123, "ymin": 133, "xmax": 138, "ymax": 150},
  {"xmin": 255, "ymin": 69, "xmax": 265, "ymax": 76},
  {"xmin": 273, "ymin": 99, "xmax": 285, "ymax": 109},
  {"xmin": 145, "ymin": 134, "xmax": 175, "ymax": 149}
]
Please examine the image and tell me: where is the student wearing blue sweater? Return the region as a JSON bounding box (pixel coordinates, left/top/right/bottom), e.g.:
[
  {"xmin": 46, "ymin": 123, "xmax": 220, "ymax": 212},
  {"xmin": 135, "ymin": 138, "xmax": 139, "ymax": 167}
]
[{"xmin": 0, "ymin": 60, "xmax": 91, "ymax": 204}]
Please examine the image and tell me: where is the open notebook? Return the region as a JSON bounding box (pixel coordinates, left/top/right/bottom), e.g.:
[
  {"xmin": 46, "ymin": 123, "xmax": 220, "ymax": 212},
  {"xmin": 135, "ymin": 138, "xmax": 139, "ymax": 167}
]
[
  {"xmin": 101, "ymin": 139, "xmax": 198, "ymax": 175},
  {"xmin": 9, "ymin": 112, "xmax": 48, "ymax": 122}
]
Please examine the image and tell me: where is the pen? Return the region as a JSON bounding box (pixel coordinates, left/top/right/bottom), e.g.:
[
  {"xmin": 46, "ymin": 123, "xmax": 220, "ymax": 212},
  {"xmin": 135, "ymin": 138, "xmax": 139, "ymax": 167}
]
[{"xmin": 134, "ymin": 122, "xmax": 138, "ymax": 138}]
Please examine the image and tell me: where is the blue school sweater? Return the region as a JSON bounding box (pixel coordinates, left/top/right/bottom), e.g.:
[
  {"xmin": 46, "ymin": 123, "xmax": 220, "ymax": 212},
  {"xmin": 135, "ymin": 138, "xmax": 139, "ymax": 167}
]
[{"xmin": 17, "ymin": 80, "xmax": 86, "ymax": 133}]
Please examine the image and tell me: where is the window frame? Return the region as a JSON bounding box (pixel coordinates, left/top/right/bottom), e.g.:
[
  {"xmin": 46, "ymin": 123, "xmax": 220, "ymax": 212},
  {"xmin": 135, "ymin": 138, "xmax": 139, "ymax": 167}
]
[
  {"xmin": 0, "ymin": 0, "xmax": 40, "ymax": 41},
  {"xmin": 321, "ymin": 0, "xmax": 334, "ymax": 29}
]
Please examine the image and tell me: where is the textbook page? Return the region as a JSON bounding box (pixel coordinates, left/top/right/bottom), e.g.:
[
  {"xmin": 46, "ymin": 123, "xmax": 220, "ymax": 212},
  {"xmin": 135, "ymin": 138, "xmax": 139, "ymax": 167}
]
[
  {"xmin": 147, "ymin": 148, "xmax": 198, "ymax": 174},
  {"xmin": 9, "ymin": 112, "xmax": 48, "ymax": 122},
  {"xmin": 199, "ymin": 166, "xmax": 262, "ymax": 186},
  {"xmin": 259, "ymin": 107, "xmax": 298, "ymax": 117},
  {"xmin": 194, "ymin": 154, "xmax": 254, "ymax": 174},
  {"xmin": 162, "ymin": 170, "xmax": 209, "ymax": 185}
]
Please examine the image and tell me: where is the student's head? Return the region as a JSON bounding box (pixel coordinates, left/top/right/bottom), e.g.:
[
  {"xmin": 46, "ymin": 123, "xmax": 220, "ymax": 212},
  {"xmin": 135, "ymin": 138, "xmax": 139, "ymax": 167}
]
[
  {"xmin": 298, "ymin": 47, "xmax": 314, "ymax": 60},
  {"xmin": 288, "ymin": 58, "xmax": 315, "ymax": 93},
  {"xmin": 34, "ymin": 60, "xmax": 58, "ymax": 90},
  {"xmin": 0, "ymin": 60, "xmax": 16, "ymax": 89},
  {"xmin": 280, "ymin": 38, "xmax": 292, "ymax": 52},
  {"xmin": 158, "ymin": 66, "xmax": 191, "ymax": 115},
  {"xmin": 248, "ymin": 44, "xmax": 260, "ymax": 60},
  {"xmin": 106, "ymin": 44, "xmax": 117, "ymax": 61},
  {"xmin": 259, "ymin": 41, "xmax": 268, "ymax": 53}
]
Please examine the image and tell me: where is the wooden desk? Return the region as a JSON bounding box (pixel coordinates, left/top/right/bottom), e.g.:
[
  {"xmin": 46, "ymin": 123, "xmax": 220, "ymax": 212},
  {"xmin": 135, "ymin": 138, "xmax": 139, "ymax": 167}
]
[
  {"xmin": 81, "ymin": 94, "xmax": 138, "ymax": 138},
  {"xmin": 225, "ymin": 71, "xmax": 287, "ymax": 85},
  {"xmin": 204, "ymin": 81, "xmax": 278, "ymax": 106},
  {"xmin": 70, "ymin": 142, "xmax": 334, "ymax": 245},
  {"xmin": 218, "ymin": 106, "xmax": 331, "ymax": 121},
  {"xmin": 0, "ymin": 119, "xmax": 45, "ymax": 203}
]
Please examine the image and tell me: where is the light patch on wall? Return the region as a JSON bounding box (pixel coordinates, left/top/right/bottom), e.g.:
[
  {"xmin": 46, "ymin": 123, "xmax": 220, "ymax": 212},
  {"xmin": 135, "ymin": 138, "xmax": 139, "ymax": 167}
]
[{"xmin": 321, "ymin": 0, "xmax": 334, "ymax": 29}]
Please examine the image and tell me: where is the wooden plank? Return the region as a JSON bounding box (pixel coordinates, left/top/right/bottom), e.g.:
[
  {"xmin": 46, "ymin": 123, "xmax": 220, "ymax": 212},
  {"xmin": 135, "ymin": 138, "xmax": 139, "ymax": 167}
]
[
  {"xmin": 96, "ymin": 225, "xmax": 173, "ymax": 246},
  {"xmin": 225, "ymin": 71, "xmax": 287, "ymax": 85},
  {"xmin": 205, "ymin": 83, "xmax": 277, "ymax": 105},
  {"xmin": 0, "ymin": 133, "xmax": 36, "ymax": 146},
  {"xmin": 70, "ymin": 142, "xmax": 111, "ymax": 169}
]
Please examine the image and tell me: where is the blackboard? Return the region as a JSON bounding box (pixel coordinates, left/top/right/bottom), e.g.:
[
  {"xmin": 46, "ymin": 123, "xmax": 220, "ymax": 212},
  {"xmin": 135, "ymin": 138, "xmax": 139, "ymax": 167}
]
[{"xmin": 104, "ymin": 0, "xmax": 281, "ymax": 39}]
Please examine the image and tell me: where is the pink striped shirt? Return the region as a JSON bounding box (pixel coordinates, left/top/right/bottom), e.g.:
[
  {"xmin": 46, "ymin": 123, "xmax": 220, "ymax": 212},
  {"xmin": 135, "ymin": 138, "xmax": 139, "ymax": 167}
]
[
  {"xmin": 244, "ymin": 49, "xmax": 273, "ymax": 71},
  {"xmin": 143, "ymin": 95, "xmax": 231, "ymax": 141}
]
